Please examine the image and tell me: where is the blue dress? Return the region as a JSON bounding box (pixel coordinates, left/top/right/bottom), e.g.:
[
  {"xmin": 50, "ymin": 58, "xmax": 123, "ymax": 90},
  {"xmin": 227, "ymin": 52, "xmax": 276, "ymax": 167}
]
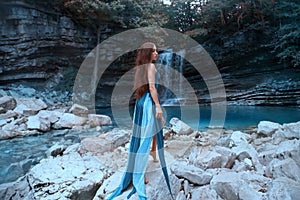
[{"xmin": 108, "ymin": 72, "xmax": 174, "ymax": 200}]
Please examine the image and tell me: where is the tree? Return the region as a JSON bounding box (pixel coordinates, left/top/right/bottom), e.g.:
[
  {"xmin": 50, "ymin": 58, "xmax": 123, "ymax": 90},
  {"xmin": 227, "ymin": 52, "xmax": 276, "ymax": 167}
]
[
  {"xmin": 59, "ymin": 0, "xmax": 167, "ymax": 29},
  {"xmin": 273, "ymin": 0, "xmax": 300, "ymax": 68},
  {"xmin": 60, "ymin": 0, "xmax": 167, "ymax": 111},
  {"xmin": 60, "ymin": 0, "xmax": 125, "ymax": 111},
  {"xmin": 163, "ymin": 0, "xmax": 204, "ymax": 32}
]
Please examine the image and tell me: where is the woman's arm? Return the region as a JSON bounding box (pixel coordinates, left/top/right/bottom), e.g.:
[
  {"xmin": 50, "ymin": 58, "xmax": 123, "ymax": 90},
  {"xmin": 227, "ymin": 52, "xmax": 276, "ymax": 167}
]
[{"xmin": 148, "ymin": 63, "xmax": 163, "ymax": 119}]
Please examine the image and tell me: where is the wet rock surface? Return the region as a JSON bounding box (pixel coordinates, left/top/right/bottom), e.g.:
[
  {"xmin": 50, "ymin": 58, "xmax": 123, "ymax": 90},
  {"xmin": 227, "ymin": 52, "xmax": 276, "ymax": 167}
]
[
  {"xmin": 0, "ymin": 101, "xmax": 299, "ymax": 200},
  {"xmin": 0, "ymin": 85, "xmax": 299, "ymax": 199}
]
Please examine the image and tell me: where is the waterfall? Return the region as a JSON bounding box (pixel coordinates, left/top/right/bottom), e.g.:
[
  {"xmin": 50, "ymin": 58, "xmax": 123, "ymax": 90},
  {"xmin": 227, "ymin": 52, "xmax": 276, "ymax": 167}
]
[
  {"xmin": 176, "ymin": 50, "xmax": 185, "ymax": 99},
  {"xmin": 157, "ymin": 50, "xmax": 185, "ymax": 106}
]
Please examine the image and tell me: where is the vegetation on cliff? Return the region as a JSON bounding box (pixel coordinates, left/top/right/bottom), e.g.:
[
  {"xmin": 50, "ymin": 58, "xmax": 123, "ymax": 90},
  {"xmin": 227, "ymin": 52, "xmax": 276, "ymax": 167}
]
[{"xmin": 58, "ymin": 0, "xmax": 299, "ymax": 69}]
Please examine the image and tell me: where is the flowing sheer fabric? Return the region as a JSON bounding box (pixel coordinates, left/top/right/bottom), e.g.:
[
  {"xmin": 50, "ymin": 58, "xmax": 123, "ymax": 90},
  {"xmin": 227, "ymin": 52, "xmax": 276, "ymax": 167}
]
[{"xmin": 108, "ymin": 73, "xmax": 173, "ymax": 200}]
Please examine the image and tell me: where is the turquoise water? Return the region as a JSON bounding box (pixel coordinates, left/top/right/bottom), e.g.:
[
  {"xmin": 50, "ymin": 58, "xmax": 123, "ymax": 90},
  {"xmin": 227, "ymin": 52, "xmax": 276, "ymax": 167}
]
[
  {"xmin": 0, "ymin": 130, "xmax": 80, "ymax": 184},
  {"xmin": 98, "ymin": 106, "xmax": 300, "ymax": 130}
]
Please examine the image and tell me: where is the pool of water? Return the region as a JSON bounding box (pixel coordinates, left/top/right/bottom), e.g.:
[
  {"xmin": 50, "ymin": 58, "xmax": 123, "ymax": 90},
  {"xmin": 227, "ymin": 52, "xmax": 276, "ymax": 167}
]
[
  {"xmin": 0, "ymin": 130, "xmax": 80, "ymax": 184},
  {"xmin": 98, "ymin": 105, "xmax": 300, "ymax": 130}
]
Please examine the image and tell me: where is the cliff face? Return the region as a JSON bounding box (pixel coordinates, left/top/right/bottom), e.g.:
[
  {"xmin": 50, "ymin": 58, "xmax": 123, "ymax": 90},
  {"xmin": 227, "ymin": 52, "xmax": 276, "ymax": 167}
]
[
  {"xmin": 0, "ymin": 1, "xmax": 299, "ymax": 107},
  {"xmin": 197, "ymin": 29, "xmax": 300, "ymax": 106},
  {"xmin": 0, "ymin": 1, "xmax": 97, "ymax": 89}
]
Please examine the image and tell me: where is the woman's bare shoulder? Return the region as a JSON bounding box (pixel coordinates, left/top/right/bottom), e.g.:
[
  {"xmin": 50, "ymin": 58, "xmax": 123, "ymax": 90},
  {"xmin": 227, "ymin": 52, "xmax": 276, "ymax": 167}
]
[{"xmin": 148, "ymin": 63, "xmax": 156, "ymax": 72}]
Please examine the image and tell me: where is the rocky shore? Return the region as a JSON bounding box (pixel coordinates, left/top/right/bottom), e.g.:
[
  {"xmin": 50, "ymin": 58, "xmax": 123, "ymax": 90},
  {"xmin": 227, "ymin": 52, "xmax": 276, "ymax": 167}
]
[{"xmin": 0, "ymin": 86, "xmax": 300, "ymax": 200}]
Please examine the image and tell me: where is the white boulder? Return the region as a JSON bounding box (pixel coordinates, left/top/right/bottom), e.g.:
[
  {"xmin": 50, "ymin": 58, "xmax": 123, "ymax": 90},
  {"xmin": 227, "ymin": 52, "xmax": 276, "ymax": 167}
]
[
  {"xmin": 257, "ymin": 121, "xmax": 282, "ymax": 136},
  {"xmin": 79, "ymin": 128, "xmax": 130, "ymax": 154},
  {"xmin": 282, "ymin": 121, "xmax": 300, "ymax": 139},
  {"xmin": 88, "ymin": 114, "xmax": 111, "ymax": 127},
  {"xmin": 170, "ymin": 117, "xmax": 193, "ymax": 135},
  {"xmin": 0, "ymin": 96, "xmax": 17, "ymax": 111},
  {"xmin": 53, "ymin": 113, "xmax": 87, "ymax": 129},
  {"xmin": 13, "ymin": 98, "xmax": 47, "ymax": 116},
  {"xmin": 170, "ymin": 161, "xmax": 213, "ymax": 185}
]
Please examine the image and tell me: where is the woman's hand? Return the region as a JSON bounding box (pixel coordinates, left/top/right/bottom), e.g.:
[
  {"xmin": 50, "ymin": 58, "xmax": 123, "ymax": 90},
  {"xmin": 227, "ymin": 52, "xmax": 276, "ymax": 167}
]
[
  {"xmin": 156, "ymin": 105, "xmax": 165, "ymax": 127},
  {"xmin": 155, "ymin": 105, "xmax": 163, "ymax": 119}
]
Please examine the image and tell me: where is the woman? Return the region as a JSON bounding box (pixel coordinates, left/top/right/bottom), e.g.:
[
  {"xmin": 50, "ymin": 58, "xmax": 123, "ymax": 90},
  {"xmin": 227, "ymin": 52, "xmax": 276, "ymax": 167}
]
[{"xmin": 108, "ymin": 42, "xmax": 173, "ymax": 200}]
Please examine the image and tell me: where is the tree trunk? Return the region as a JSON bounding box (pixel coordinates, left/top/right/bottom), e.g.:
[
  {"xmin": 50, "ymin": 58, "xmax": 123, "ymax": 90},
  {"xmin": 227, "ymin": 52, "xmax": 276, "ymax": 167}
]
[
  {"xmin": 90, "ymin": 25, "xmax": 101, "ymax": 113},
  {"xmin": 220, "ymin": 9, "xmax": 226, "ymax": 25}
]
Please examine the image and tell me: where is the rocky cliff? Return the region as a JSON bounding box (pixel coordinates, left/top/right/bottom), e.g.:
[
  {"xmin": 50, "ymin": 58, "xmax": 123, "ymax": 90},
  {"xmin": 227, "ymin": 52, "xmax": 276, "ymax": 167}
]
[
  {"xmin": 0, "ymin": 1, "xmax": 299, "ymax": 107},
  {"xmin": 0, "ymin": 1, "xmax": 97, "ymax": 90},
  {"xmin": 200, "ymin": 29, "xmax": 300, "ymax": 106}
]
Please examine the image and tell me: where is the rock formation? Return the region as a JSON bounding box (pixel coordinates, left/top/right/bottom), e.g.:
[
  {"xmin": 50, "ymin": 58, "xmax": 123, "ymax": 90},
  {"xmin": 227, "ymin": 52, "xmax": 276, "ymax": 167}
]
[{"xmin": 0, "ymin": 94, "xmax": 299, "ymax": 199}]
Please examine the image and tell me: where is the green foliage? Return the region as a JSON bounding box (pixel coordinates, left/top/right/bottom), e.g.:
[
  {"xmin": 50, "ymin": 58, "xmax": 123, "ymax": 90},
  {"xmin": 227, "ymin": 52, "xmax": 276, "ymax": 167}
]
[
  {"xmin": 162, "ymin": 0, "xmax": 277, "ymax": 35},
  {"xmin": 164, "ymin": 0, "xmax": 203, "ymax": 32},
  {"xmin": 61, "ymin": 0, "xmax": 114, "ymax": 28},
  {"xmin": 59, "ymin": 0, "xmax": 300, "ymax": 68},
  {"xmin": 273, "ymin": 1, "xmax": 300, "ymax": 68},
  {"xmin": 200, "ymin": 0, "xmax": 276, "ymax": 33},
  {"xmin": 60, "ymin": 0, "xmax": 167, "ymax": 29},
  {"xmin": 162, "ymin": 0, "xmax": 299, "ymax": 68},
  {"xmin": 139, "ymin": 0, "xmax": 169, "ymax": 27}
]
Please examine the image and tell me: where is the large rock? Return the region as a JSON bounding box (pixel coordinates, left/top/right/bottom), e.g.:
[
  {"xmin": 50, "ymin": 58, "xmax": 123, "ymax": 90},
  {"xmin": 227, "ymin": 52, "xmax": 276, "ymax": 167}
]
[
  {"xmin": 189, "ymin": 148, "xmax": 222, "ymax": 170},
  {"xmin": 258, "ymin": 148, "xmax": 277, "ymax": 167},
  {"xmin": 148, "ymin": 173, "xmax": 181, "ymax": 200},
  {"xmin": 257, "ymin": 139, "xmax": 300, "ymax": 168},
  {"xmin": 169, "ymin": 118, "xmax": 193, "ymax": 135},
  {"xmin": 228, "ymin": 131, "xmax": 264, "ymax": 174},
  {"xmin": 37, "ymin": 110, "xmax": 62, "ymax": 124},
  {"xmin": 175, "ymin": 190, "xmax": 186, "ymax": 200},
  {"xmin": 88, "ymin": 114, "xmax": 112, "ymax": 127},
  {"xmin": 282, "ymin": 121, "xmax": 300, "ymax": 139},
  {"xmin": 216, "ymin": 134, "xmax": 233, "ymax": 147},
  {"xmin": 79, "ymin": 128, "xmax": 130, "ymax": 154},
  {"xmin": 0, "ymin": 130, "xmax": 12, "ymax": 140},
  {"xmin": 0, "ymin": 110, "xmax": 18, "ymax": 120},
  {"xmin": 274, "ymin": 139, "xmax": 300, "ymax": 164},
  {"xmin": 265, "ymin": 158, "xmax": 300, "ymax": 182},
  {"xmin": 190, "ymin": 186, "xmax": 222, "ymax": 200},
  {"xmin": 271, "ymin": 129, "xmax": 287, "ymax": 145},
  {"xmin": 0, "ymin": 96, "xmax": 17, "ymax": 112},
  {"xmin": 229, "ymin": 131, "xmax": 252, "ymax": 145},
  {"xmin": 0, "ymin": 117, "xmax": 28, "ymax": 138},
  {"xmin": 0, "ymin": 130, "xmax": 28, "ymax": 140},
  {"xmin": 53, "ymin": 113, "xmax": 87, "ymax": 129},
  {"xmin": 190, "ymin": 146, "xmax": 236, "ymax": 169},
  {"xmin": 96, "ymin": 165, "xmax": 181, "ymax": 200},
  {"xmin": 69, "ymin": 104, "xmax": 89, "ymax": 117},
  {"xmin": 210, "ymin": 171, "xmax": 269, "ymax": 200},
  {"xmin": 27, "ymin": 110, "xmax": 62, "ymax": 131},
  {"xmin": 257, "ymin": 121, "xmax": 282, "ymax": 136},
  {"xmin": 231, "ymin": 159, "xmax": 253, "ymax": 172},
  {"xmin": 238, "ymin": 171, "xmax": 270, "ymax": 200},
  {"xmin": 0, "ymin": 176, "xmax": 35, "ymax": 200},
  {"xmin": 210, "ymin": 172, "xmax": 240, "ymax": 200},
  {"xmin": 13, "ymin": 98, "xmax": 48, "ymax": 116},
  {"xmin": 93, "ymin": 171, "xmax": 123, "ymax": 200},
  {"xmin": 214, "ymin": 146, "xmax": 237, "ymax": 168},
  {"xmin": 0, "ymin": 152, "xmax": 106, "ymax": 200},
  {"xmin": 27, "ymin": 115, "xmax": 50, "ymax": 132},
  {"xmin": 170, "ymin": 161, "xmax": 212, "ymax": 186},
  {"xmin": 267, "ymin": 177, "xmax": 300, "ymax": 200}
]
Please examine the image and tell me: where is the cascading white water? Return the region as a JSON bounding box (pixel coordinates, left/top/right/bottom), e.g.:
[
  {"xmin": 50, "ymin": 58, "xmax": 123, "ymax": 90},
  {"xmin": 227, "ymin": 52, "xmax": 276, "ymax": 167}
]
[
  {"xmin": 157, "ymin": 51, "xmax": 173, "ymax": 96},
  {"xmin": 157, "ymin": 50, "xmax": 185, "ymax": 105},
  {"xmin": 177, "ymin": 50, "xmax": 185, "ymax": 98}
]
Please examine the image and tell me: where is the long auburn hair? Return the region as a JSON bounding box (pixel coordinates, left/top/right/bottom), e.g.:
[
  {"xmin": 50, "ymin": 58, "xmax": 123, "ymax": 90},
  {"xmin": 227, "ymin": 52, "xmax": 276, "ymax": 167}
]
[{"xmin": 134, "ymin": 42, "xmax": 156, "ymax": 99}]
